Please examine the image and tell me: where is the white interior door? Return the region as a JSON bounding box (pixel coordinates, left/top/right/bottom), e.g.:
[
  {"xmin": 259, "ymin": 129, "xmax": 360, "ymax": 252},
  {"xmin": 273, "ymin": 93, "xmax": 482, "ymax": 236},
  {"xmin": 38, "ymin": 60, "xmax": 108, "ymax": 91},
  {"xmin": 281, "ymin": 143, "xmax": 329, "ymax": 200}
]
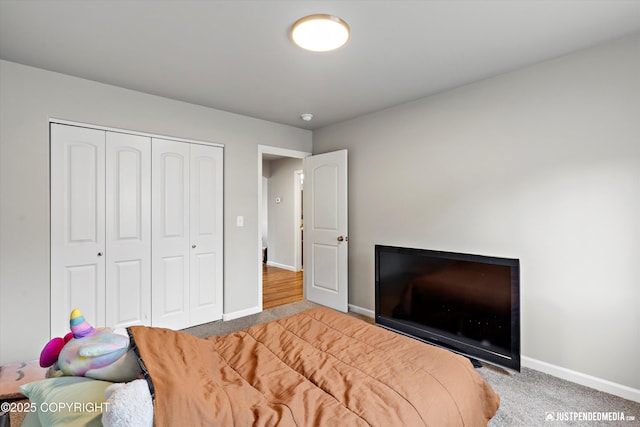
[
  {"xmin": 151, "ymin": 138, "xmax": 190, "ymax": 329},
  {"xmin": 105, "ymin": 132, "xmax": 151, "ymax": 328},
  {"xmin": 51, "ymin": 124, "xmax": 106, "ymax": 338},
  {"xmin": 303, "ymin": 150, "xmax": 348, "ymax": 312},
  {"xmin": 189, "ymin": 143, "xmax": 223, "ymax": 325}
]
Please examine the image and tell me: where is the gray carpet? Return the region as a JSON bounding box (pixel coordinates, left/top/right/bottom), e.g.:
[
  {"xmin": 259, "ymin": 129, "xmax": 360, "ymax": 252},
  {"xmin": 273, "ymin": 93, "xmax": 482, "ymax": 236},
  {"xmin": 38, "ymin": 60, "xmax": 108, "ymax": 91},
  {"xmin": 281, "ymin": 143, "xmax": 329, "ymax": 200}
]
[
  {"xmin": 480, "ymin": 365, "xmax": 639, "ymax": 426},
  {"xmin": 184, "ymin": 300, "xmax": 640, "ymax": 427},
  {"xmin": 183, "ymin": 299, "xmax": 321, "ymax": 338}
]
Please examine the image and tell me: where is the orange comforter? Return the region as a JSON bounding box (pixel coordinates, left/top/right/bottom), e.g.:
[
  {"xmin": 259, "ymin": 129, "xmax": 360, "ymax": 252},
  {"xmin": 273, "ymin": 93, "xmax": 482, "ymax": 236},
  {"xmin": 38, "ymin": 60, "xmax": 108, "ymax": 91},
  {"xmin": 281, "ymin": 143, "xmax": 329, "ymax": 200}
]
[{"xmin": 129, "ymin": 307, "xmax": 499, "ymax": 426}]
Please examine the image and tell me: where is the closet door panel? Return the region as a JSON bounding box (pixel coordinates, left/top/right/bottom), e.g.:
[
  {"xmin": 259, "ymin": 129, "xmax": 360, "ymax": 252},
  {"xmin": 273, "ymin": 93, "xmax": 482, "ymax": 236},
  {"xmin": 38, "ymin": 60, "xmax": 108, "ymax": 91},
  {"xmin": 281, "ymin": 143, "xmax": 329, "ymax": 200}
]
[
  {"xmin": 51, "ymin": 124, "xmax": 106, "ymax": 338},
  {"xmin": 161, "ymin": 256, "xmax": 187, "ymax": 313},
  {"xmin": 152, "ymin": 139, "xmax": 190, "ymax": 329},
  {"xmin": 162, "ymin": 155, "xmax": 187, "ymax": 236},
  {"xmin": 105, "ymin": 132, "xmax": 151, "ymax": 328},
  {"xmin": 67, "ymin": 265, "xmax": 101, "ymax": 319},
  {"xmin": 112, "ymin": 260, "xmax": 143, "ymax": 324},
  {"xmin": 190, "ymin": 144, "xmax": 224, "ymax": 325}
]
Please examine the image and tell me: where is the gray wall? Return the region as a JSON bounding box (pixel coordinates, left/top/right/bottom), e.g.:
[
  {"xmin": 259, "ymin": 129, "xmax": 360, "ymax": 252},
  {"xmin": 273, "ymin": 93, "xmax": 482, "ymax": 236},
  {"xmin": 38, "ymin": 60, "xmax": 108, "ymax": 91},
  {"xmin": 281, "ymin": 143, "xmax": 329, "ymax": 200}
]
[
  {"xmin": 265, "ymin": 157, "xmax": 303, "ymax": 269},
  {"xmin": 0, "ymin": 60, "xmax": 312, "ymax": 364},
  {"xmin": 313, "ymin": 34, "xmax": 640, "ymax": 390}
]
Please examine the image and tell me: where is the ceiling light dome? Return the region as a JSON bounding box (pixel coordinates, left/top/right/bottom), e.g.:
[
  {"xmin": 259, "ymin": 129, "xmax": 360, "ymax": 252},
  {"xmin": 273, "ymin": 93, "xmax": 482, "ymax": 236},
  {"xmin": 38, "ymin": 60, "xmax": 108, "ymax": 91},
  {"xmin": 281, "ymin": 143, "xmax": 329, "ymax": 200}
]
[{"xmin": 291, "ymin": 14, "xmax": 350, "ymax": 52}]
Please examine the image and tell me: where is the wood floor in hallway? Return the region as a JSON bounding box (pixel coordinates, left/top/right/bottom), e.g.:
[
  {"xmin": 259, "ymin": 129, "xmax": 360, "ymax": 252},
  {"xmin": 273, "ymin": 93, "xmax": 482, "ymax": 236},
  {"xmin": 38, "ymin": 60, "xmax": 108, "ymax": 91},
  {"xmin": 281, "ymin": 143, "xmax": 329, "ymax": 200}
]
[{"xmin": 262, "ymin": 264, "xmax": 303, "ymax": 310}]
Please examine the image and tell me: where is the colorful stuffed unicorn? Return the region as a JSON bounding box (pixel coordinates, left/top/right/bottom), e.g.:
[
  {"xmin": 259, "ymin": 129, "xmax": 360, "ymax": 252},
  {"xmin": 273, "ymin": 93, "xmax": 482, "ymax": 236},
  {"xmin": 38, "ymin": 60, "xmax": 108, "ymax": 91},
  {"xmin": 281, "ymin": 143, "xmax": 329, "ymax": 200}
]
[{"xmin": 39, "ymin": 309, "xmax": 141, "ymax": 383}]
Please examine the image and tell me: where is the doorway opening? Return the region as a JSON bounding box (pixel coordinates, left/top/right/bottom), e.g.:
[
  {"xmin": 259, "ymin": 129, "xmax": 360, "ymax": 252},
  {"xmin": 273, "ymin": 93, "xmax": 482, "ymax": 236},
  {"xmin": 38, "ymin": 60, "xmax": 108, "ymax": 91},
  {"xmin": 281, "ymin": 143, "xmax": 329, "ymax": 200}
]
[
  {"xmin": 262, "ymin": 264, "xmax": 303, "ymax": 310},
  {"xmin": 258, "ymin": 146, "xmax": 311, "ymax": 311}
]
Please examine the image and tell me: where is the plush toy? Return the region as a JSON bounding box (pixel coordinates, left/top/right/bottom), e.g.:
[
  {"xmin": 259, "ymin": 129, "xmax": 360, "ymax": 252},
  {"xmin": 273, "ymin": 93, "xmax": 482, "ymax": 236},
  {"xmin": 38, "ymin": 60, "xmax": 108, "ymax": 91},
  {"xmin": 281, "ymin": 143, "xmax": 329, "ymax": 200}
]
[{"xmin": 39, "ymin": 309, "xmax": 142, "ymax": 383}]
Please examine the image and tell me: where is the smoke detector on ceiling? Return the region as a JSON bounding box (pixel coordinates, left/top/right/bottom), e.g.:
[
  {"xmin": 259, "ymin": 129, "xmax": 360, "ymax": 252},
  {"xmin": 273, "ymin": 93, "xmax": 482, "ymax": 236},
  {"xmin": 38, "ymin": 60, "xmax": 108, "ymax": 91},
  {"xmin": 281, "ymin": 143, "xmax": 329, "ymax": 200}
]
[{"xmin": 300, "ymin": 113, "xmax": 314, "ymax": 122}]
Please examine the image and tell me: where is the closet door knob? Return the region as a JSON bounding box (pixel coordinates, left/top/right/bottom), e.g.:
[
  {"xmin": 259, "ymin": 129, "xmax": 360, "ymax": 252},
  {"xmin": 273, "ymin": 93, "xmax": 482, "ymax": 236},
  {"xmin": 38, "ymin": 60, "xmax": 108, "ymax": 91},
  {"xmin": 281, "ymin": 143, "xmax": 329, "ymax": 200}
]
[
  {"xmin": 97, "ymin": 252, "xmax": 104, "ymax": 257},
  {"xmin": 192, "ymin": 244, "xmax": 196, "ymax": 249}
]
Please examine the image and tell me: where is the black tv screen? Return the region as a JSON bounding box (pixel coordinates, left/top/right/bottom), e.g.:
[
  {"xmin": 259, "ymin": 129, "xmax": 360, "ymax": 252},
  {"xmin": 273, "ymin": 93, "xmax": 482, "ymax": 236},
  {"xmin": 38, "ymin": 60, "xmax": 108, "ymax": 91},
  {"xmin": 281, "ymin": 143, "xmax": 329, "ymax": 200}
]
[{"xmin": 375, "ymin": 245, "xmax": 520, "ymax": 371}]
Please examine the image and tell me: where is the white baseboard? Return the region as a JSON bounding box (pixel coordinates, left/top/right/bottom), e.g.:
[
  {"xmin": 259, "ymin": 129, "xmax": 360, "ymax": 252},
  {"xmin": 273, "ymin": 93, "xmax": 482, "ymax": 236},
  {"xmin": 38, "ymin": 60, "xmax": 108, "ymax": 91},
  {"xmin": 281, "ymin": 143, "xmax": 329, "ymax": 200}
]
[
  {"xmin": 348, "ymin": 304, "xmax": 374, "ymax": 319},
  {"xmin": 223, "ymin": 305, "xmax": 261, "ymax": 321},
  {"xmin": 522, "ymin": 356, "xmax": 640, "ymax": 403},
  {"xmin": 265, "ymin": 261, "xmax": 297, "ymax": 272}
]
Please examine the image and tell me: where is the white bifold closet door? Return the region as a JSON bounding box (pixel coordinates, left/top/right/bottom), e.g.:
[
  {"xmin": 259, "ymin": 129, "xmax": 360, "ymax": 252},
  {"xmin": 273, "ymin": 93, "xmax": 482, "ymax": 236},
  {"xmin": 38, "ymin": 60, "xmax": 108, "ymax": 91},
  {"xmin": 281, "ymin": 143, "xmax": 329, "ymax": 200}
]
[
  {"xmin": 151, "ymin": 139, "xmax": 223, "ymax": 329},
  {"xmin": 50, "ymin": 124, "xmax": 151, "ymax": 338},
  {"xmin": 104, "ymin": 132, "xmax": 151, "ymax": 330}
]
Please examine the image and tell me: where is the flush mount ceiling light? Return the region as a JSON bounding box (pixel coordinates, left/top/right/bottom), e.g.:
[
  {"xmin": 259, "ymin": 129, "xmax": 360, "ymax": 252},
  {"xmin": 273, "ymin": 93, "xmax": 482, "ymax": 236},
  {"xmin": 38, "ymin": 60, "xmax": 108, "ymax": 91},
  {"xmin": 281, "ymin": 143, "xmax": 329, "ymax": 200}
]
[{"xmin": 291, "ymin": 14, "xmax": 350, "ymax": 52}]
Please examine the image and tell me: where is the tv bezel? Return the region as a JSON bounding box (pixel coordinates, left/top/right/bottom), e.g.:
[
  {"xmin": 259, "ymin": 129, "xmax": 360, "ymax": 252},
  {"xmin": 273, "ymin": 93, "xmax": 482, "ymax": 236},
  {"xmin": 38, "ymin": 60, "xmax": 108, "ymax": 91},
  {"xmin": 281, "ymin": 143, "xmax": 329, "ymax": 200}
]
[{"xmin": 375, "ymin": 245, "xmax": 521, "ymax": 372}]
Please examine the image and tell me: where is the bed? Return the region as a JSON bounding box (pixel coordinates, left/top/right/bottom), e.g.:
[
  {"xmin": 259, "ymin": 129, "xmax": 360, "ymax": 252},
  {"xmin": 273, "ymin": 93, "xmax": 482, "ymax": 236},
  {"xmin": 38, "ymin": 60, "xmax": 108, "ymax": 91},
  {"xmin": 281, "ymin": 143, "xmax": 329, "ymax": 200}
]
[{"xmin": 21, "ymin": 307, "xmax": 499, "ymax": 426}]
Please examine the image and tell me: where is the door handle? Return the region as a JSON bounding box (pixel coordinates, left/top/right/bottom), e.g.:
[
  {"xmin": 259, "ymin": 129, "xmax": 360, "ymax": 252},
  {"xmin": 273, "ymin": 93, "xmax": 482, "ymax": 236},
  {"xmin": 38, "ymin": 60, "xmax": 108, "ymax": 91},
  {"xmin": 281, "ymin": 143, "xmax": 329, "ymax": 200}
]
[
  {"xmin": 97, "ymin": 252, "xmax": 104, "ymax": 257},
  {"xmin": 337, "ymin": 236, "xmax": 348, "ymax": 242},
  {"xmin": 192, "ymin": 244, "xmax": 196, "ymax": 249}
]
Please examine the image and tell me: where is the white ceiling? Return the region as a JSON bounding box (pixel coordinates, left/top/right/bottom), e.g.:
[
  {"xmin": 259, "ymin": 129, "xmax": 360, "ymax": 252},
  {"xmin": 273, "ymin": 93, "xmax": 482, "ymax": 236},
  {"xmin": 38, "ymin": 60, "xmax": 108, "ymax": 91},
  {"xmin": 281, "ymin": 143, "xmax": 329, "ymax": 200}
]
[{"xmin": 1, "ymin": 1, "xmax": 639, "ymax": 130}]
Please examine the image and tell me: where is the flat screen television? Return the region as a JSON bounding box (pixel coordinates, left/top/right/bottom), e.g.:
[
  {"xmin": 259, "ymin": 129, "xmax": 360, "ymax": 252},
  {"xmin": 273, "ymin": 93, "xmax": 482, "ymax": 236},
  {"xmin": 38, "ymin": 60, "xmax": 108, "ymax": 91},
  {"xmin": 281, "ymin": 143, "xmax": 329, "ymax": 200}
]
[{"xmin": 375, "ymin": 245, "xmax": 520, "ymax": 371}]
